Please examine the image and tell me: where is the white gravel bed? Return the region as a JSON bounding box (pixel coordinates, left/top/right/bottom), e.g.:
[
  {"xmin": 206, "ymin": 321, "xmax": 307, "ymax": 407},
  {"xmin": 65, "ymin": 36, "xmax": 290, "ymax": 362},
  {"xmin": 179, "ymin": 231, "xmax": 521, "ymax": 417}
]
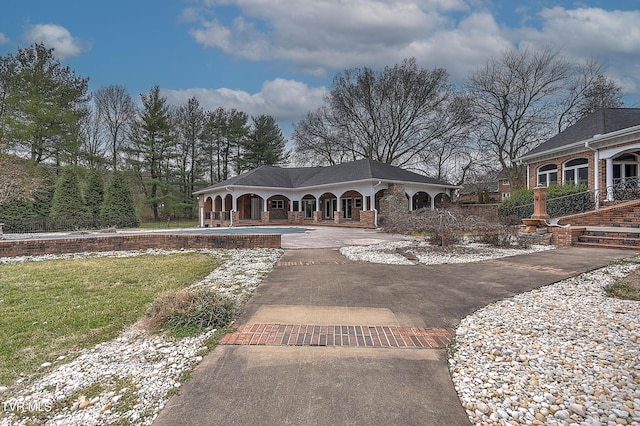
[
  {"xmin": 340, "ymin": 240, "xmax": 554, "ymax": 265},
  {"xmin": 450, "ymin": 262, "xmax": 640, "ymax": 426},
  {"xmin": 2, "ymin": 244, "xmax": 638, "ymax": 426},
  {"xmin": 0, "ymin": 248, "xmax": 282, "ymax": 426}
]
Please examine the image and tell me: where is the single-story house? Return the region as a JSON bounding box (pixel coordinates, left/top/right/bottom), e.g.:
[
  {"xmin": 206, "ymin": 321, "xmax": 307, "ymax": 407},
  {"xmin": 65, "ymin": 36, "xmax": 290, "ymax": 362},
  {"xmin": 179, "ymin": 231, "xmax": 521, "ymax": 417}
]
[
  {"xmin": 517, "ymin": 108, "xmax": 640, "ymax": 204},
  {"xmin": 194, "ymin": 158, "xmax": 458, "ymax": 228}
]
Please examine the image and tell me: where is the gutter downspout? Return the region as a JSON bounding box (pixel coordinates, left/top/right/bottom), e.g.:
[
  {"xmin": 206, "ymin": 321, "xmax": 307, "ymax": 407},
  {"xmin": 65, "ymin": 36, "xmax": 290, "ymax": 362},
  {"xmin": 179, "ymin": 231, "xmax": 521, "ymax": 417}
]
[{"xmin": 585, "ymin": 141, "xmax": 600, "ymax": 209}]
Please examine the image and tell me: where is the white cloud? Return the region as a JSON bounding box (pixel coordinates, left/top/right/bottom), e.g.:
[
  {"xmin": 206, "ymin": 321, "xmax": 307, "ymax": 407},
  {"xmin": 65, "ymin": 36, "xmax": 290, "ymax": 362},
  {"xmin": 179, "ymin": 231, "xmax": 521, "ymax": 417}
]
[
  {"xmin": 183, "ymin": 1, "xmax": 640, "ymax": 103},
  {"xmin": 521, "ymin": 7, "xmax": 640, "ymax": 58},
  {"xmin": 161, "ymin": 78, "xmax": 327, "ymax": 123},
  {"xmin": 185, "ymin": 0, "xmax": 500, "ymax": 77},
  {"xmin": 0, "ymin": 33, "xmax": 9, "ymax": 44},
  {"xmin": 24, "ymin": 24, "xmax": 89, "ymax": 59}
]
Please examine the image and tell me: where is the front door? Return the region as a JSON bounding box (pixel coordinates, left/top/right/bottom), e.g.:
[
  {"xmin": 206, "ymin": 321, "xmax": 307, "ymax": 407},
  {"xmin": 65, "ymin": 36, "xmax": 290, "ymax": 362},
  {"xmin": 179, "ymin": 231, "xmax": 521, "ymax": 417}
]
[
  {"xmin": 342, "ymin": 198, "xmax": 352, "ymax": 219},
  {"xmin": 251, "ymin": 197, "xmax": 261, "ymax": 220},
  {"xmin": 324, "ymin": 198, "xmax": 336, "ymax": 219},
  {"xmin": 303, "ymin": 199, "xmax": 315, "ymax": 219}
]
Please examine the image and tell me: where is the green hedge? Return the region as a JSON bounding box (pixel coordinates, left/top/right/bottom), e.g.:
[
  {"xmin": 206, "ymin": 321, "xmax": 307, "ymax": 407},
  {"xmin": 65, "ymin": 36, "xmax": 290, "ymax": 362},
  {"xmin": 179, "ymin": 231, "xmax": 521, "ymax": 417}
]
[{"xmin": 498, "ymin": 184, "xmax": 590, "ymax": 219}]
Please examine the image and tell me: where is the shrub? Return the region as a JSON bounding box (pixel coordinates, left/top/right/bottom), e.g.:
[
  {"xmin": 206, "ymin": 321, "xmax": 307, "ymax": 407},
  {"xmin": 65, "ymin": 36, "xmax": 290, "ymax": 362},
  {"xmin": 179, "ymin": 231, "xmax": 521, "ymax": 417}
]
[
  {"xmin": 50, "ymin": 166, "xmax": 90, "ymax": 220},
  {"xmin": 99, "ymin": 172, "xmax": 139, "ymax": 228},
  {"xmin": 498, "ymin": 184, "xmax": 591, "ymax": 219},
  {"xmin": 498, "ymin": 188, "xmax": 533, "ymax": 218},
  {"xmin": 144, "ymin": 288, "xmax": 237, "ymax": 336},
  {"xmin": 382, "ymin": 206, "xmax": 517, "ymax": 248}
]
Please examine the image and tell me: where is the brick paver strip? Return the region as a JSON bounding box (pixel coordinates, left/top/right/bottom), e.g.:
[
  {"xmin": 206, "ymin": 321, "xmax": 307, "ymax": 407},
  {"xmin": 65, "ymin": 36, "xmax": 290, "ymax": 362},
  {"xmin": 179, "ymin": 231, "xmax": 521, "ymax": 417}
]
[
  {"xmin": 220, "ymin": 324, "xmax": 455, "ymax": 349},
  {"xmin": 276, "ymin": 260, "xmax": 361, "ymax": 266}
]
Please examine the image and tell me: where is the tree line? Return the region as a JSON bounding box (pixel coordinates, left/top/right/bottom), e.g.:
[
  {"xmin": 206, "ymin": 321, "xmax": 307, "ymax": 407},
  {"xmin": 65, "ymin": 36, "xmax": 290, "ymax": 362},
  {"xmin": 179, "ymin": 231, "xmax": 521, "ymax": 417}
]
[
  {"xmin": 0, "ymin": 43, "xmax": 288, "ymax": 226},
  {"xmin": 0, "ymin": 42, "xmax": 624, "ymax": 229}
]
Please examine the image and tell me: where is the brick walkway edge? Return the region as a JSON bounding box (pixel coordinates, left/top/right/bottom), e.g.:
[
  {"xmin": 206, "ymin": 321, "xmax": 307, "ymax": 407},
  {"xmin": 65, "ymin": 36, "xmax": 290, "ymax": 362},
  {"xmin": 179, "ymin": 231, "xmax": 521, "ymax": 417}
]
[{"xmin": 220, "ymin": 324, "xmax": 455, "ymax": 349}]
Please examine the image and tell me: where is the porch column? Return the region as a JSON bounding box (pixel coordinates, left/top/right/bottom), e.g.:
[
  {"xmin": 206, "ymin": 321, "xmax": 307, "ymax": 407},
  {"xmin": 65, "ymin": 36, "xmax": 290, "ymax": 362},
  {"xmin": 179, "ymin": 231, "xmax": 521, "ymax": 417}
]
[
  {"xmin": 606, "ymin": 158, "xmax": 614, "ymax": 201},
  {"xmin": 593, "ymin": 150, "xmax": 600, "ymax": 208}
]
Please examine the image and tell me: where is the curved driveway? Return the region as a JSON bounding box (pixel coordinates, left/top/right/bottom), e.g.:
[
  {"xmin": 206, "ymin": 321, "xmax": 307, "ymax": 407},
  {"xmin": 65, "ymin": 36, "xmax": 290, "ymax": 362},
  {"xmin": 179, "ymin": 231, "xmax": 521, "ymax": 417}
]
[{"xmin": 154, "ymin": 228, "xmax": 631, "ymax": 426}]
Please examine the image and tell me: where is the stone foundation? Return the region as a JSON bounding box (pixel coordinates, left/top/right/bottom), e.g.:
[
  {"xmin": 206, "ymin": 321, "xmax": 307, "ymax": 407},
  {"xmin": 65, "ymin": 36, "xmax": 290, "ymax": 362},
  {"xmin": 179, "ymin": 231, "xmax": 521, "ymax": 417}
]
[{"xmin": 517, "ymin": 229, "xmax": 553, "ymax": 246}]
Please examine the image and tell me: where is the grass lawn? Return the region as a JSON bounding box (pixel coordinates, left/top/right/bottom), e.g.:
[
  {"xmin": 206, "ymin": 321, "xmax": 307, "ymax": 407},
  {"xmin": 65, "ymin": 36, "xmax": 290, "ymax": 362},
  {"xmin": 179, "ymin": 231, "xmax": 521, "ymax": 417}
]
[
  {"xmin": 137, "ymin": 220, "xmax": 199, "ymax": 230},
  {"xmin": 0, "ymin": 253, "xmax": 220, "ymax": 387}
]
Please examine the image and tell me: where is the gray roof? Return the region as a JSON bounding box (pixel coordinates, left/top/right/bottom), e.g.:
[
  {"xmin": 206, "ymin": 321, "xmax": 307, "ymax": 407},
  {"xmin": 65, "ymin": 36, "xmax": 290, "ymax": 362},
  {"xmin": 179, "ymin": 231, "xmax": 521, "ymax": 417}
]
[
  {"xmin": 522, "ymin": 108, "xmax": 640, "ymax": 159},
  {"xmin": 195, "ymin": 159, "xmax": 455, "ymax": 193}
]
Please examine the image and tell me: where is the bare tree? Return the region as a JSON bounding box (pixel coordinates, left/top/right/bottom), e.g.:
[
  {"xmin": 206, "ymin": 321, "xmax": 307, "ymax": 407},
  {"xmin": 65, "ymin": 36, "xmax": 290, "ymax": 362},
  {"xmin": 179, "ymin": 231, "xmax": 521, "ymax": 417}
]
[
  {"xmin": 556, "ymin": 59, "xmax": 624, "ymax": 131},
  {"xmin": 94, "ymin": 84, "xmax": 135, "ymax": 171},
  {"xmin": 469, "ymin": 46, "xmax": 573, "ymax": 190},
  {"xmin": 291, "ymin": 106, "xmax": 354, "ymax": 166},
  {"xmin": 418, "ymin": 92, "xmax": 476, "ymax": 183},
  {"xmin": 294, "ymin": 58, "xmax": 456, "ymax": 167},
  {"xmin": 78, "ymin": 104, "xmax": 107, "ymax": 170}
]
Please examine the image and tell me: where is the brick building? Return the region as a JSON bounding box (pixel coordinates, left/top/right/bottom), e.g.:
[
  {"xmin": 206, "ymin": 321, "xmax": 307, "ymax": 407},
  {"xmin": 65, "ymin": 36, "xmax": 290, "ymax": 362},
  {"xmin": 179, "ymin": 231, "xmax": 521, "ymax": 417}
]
[
  {"xmin": 517, "ymin": 108, "xmax": 640, "ymax": 205},
  {"xmin": 194, "ymin": 158, "xmax": 457, "ymax": 229}
]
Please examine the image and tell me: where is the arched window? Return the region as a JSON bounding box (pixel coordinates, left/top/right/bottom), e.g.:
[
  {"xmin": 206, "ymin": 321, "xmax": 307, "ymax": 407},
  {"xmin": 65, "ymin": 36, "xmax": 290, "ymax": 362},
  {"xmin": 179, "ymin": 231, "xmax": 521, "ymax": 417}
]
[
  {"xmin": 537, "ymin": 164, "xmax": 558, "ymax": 187},
  {"xmin": 563, "ymin": 158, "xmax": 588, "ymax": 186}
]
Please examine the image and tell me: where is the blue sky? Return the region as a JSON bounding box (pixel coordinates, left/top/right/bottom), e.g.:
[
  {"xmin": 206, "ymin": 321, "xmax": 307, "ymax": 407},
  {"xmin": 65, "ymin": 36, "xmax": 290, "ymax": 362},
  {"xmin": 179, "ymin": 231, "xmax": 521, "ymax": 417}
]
[{"xmin": 1, "ymin": 0, "xmax": 639, "ymax": 137}]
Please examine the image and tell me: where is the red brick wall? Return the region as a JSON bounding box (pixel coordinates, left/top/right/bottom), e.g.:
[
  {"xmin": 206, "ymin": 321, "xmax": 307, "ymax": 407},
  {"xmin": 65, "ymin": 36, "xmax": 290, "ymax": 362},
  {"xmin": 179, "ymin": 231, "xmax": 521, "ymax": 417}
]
[
  {"xmin": 554, "ymin": 199, "xmax": 640, "ymax": 226},
  {"xmin": 549, "ymin": 226, "xmax": 586, "ymax": 247},
  {"xmin": 0, "ymin": 233, "xmax": 281, "ymax": 258}
]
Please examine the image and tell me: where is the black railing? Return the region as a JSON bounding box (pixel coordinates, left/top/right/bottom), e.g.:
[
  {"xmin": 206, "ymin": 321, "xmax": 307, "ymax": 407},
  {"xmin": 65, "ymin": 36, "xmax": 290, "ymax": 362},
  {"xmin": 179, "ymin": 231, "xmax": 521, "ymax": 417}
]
[
  {"xmin": 213, "ymin": 211, "xmax": 231, "ymax": 221},
  {"xmin": 0, "ymin": 217, "xmax": 100, "ymax": 234},
  {"xmin": 500, "ymin": 178, "xmax": 640, "ymax": 221},
  {"xmin": 546, "ymin": 190, "xmax": 596, "ymax": 218},
  {"xmin": 611, "ymin": 177, "xmax": 640, "ymax": 201}
]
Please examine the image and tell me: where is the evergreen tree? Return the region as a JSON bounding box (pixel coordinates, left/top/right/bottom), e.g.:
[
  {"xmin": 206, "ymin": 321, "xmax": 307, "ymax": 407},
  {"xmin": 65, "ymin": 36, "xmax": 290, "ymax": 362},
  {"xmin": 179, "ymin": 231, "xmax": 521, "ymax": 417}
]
[
  {"xmin": 99, "ymin": 172, "xmax": 139, "ymax": 228},
  {"xmin": 126, "ymin": 85, "xmax": 173, "ymax": 220},
  {"xmin": 241, "ymin": 115, "xmax": 287, "ymax": 170},
  {"xmin": 50, "ymin": 167, "xmax": 90, "ymax": 227},
  {"xmin": 4, "ymin": 43, "xmax": 89, "ymax": 168},
  {"xmin": 85, "ymin": 169, "xmax": 104, "ymax": 222}
]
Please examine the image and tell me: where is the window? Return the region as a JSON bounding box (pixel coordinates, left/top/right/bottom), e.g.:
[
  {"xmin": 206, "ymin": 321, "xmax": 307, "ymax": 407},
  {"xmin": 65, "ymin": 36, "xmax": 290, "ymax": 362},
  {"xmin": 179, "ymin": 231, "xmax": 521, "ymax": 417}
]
[
  {"xmin": 613, "ymin": 153, "xmax": 639, "ymax": 184},
  {"xmin": 563, "ymin": 158, "xmax": 588, "ymax": 186},
  {"xmin": 501, "ymin": 180, "xmax": 510, "ymax": 186},
  {"xmin": 354, "ymin": 197, "xmax": 362, "ymax": 209},
  {"xmin": 537, "ymin": 164, "xmax": 558, "ymax": 187},
  {"xmin": 271, "ymin": 199, "xmax": 284, "ymax": 209},
  {"xmin": 501, "ymin": 192, "xmax": 510, "ymax": 200}
]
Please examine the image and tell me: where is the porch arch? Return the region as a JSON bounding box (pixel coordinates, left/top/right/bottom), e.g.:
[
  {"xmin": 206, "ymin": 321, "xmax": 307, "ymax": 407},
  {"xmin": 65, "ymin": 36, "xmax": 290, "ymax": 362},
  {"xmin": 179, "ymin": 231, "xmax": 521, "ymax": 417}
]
[
  {"xmin": 236, "ymin": 193, "xmax": 264, "ymax": 220},
  {"xmin": 338, "ymin": 190, "xmax": 364, "ymax": 219},
  {"xmin": 319, "ymin": 192, "xmax": 338, "ymax": 220},
  {"xmin": 412, "ymin": 191, "xmax": 431, "ymax": 210}
]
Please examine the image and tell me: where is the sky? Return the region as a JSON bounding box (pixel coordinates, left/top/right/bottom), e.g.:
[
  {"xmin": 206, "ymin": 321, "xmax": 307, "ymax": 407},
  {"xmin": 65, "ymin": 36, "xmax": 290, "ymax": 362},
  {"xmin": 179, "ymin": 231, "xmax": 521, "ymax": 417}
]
[{"xmin": 1, "ymin": 0, "xmax": 639, "ymax": 138}]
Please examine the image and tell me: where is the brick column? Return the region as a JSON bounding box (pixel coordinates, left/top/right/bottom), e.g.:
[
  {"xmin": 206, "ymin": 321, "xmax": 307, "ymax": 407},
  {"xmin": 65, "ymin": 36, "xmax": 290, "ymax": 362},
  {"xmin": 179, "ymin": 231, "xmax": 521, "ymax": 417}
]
[{"xmin": 532, "ymin": 186, "xmax": 550, "ymax": 220}]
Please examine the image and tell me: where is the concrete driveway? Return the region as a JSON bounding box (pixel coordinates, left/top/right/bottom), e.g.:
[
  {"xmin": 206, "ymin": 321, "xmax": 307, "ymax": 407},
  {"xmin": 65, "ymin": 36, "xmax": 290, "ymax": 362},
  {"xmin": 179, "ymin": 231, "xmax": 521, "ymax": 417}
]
[{"xmin": 153, "ymin": 232, "xmax": 631, "ymax": 426}]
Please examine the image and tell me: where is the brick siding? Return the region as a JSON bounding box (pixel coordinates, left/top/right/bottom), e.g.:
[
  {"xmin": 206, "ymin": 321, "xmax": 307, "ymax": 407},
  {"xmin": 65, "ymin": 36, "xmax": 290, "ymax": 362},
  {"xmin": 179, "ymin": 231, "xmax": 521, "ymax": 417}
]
[{"xmin": 0, "ymin": 233, "xmax": 281, "ymax": 258}]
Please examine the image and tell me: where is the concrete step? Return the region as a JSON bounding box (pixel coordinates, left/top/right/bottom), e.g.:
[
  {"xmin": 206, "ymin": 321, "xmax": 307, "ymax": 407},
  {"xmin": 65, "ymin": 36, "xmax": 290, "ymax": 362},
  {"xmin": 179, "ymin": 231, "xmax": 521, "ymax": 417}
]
[{"xmin": 577, "ymin": 227, "xmax": 640, "ymax": 249}]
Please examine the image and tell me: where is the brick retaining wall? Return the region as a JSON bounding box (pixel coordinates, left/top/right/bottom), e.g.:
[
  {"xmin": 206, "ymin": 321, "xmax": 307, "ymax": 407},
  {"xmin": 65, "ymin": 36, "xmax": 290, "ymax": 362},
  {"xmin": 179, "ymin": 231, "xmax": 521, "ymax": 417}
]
[{"xmin": 0, "ymin": 233, "xmax": 281, "ymax": 257}]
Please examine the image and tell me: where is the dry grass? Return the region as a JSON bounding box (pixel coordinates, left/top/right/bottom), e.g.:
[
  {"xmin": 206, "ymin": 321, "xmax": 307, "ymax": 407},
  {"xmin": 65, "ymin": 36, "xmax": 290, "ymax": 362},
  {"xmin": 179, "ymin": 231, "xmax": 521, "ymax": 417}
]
[
  {"xmin": 606, "ymin": 268, "xmax": 640, "ymax": 301},
  {"xmin": 142, "ymin": 287, "xmax": 237, "ymax": 337}
]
